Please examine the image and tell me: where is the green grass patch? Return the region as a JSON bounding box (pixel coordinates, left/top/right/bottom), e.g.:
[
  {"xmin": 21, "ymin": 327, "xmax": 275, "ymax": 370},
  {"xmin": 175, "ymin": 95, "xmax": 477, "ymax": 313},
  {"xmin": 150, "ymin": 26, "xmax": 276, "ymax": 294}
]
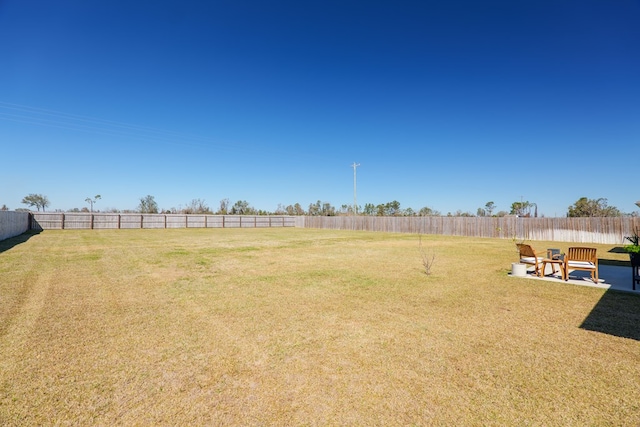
[{"xmin": 0, "ymin": 228, "xmax": 638, "ymax": 425}]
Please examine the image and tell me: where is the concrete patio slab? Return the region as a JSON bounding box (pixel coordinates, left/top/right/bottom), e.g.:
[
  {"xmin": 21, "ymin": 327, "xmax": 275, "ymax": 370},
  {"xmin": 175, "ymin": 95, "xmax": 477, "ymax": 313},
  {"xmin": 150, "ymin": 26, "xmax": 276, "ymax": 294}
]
[{"xmin": 510, "ymin": 263, "xmax": 640, "ymax": 294}]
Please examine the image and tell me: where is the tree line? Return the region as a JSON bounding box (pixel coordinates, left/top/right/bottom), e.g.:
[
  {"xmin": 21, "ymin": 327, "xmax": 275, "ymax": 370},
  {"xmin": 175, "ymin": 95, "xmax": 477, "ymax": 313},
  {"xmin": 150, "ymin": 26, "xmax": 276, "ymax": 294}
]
[{"xmin": 6, "ymin": 193, "xmax": 639, "ymax": 218}]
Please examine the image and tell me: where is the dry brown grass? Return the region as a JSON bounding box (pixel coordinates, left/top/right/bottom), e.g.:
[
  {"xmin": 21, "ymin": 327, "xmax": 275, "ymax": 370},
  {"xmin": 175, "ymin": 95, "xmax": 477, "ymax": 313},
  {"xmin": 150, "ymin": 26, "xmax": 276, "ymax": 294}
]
[{"xmin": 1, "ymin": 228, "xmax": 639, "ymax": 426}]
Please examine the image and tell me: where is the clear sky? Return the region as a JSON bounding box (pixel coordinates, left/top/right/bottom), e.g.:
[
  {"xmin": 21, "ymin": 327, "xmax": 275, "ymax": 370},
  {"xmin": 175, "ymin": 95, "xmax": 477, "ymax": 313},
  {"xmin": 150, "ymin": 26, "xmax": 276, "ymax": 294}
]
[{"xmin": 1, "ymin": 1, "xmax": 639, "ymax": 216}]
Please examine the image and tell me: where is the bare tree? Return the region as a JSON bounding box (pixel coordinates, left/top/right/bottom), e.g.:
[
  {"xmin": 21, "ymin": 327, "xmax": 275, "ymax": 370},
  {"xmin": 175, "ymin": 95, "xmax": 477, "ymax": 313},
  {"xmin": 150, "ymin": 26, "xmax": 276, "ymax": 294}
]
[
  {"xmin": 418, "ymin": 235, "xmax": 435, "ymax": 275},
  {"xmin": 184, "ymin": 198, "xmax": 210, "ymax": 214}
]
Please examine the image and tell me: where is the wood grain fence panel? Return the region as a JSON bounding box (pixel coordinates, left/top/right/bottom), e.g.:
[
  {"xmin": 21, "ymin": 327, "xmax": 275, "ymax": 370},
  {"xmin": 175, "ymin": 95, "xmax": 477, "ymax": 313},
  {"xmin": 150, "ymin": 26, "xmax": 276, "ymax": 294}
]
[
  {"xmin": 301, "ymin": 215, "xmax": 638, "ymax": 244},
  {"xmin": 165, "ymin": 215, "xmax": 185, "ymax": 229},
  {"xmin": 186, "ymin": 215, "xmax": 207, "ymax": 228},
  {"xmin": 93, "ymin": 214, "xmax": 120, "ymax": 229},
  {"xmin": 117, "ymin": 214, "xmax": 141, "ymax": 229},
  {"xmin": 205, "ymin": 216, "xmax": 224, "ymax": 228},
  {"xmin": 62, "ymin": 213, "xmax": 92, "ymax": 229},
  {"xmin": 255, "ymin": 217, "xmax": 270, "ymax": 228},
  {"xmin": 31, "ymin": 213, "xmax": 63, "ymax": 230},
  {"xmin": 0, "ymin": 211, "xmax": 30, "ymax": 240},
  {"xmin": 142, "ymin": 214, "xmax": 165, "ymax": 229},
  {"xmin": 223, "ymin": 216, "xmax": 242, "ymax": 228}
]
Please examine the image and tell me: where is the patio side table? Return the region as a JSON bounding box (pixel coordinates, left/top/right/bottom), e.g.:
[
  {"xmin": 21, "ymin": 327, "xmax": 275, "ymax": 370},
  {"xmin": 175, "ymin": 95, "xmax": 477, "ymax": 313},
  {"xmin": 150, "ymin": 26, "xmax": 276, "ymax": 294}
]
[{"xmin": 542, "ymin": 258, "xmax": 565, "ymax": 279}]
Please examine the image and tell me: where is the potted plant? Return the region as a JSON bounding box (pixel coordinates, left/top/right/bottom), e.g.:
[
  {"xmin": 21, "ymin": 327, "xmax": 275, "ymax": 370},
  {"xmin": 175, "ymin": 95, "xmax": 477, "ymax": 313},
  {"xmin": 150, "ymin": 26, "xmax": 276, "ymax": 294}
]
[
  {"xmin": 624, "ymin": 227, "xmax": 640, "ymax": 258},
  {"xmin": 623, "ymin": 227, "xmax": 640, "ymax": 289}
]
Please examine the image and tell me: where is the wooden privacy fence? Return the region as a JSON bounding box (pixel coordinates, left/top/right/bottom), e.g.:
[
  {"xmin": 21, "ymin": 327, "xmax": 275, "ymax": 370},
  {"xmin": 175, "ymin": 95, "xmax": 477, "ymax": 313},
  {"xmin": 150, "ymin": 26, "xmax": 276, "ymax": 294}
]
[
  {"xmin": 300, "ymin": 216, "xmax": 640, "ymax": 244},
  {"xmin": 25, "ymin": 213, "xmax": 640, "ymax": 244},
  {"xmin": 31, "ymin": 213, "xmax": 295, "ymax": 230},
  {"xmin": 0, "ymin": 211, "xmax": 30, "ymax": 241}
]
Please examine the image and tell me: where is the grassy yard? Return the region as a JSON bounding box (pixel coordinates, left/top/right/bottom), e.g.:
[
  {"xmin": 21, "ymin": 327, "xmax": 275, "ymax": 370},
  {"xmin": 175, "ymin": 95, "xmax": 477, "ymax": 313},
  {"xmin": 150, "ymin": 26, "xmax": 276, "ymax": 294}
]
[{"xmin": 1, "ymin": 228, "xmax": 639, "ymax": 425}]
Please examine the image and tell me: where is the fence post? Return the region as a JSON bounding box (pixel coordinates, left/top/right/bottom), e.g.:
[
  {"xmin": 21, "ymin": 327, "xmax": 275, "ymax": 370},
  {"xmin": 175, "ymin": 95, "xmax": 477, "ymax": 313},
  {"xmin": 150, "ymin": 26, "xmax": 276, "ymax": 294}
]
[
  {"xmin": 61, "ymin": 213, "xmax": 65, "ymax": 230},
  {"xmin": 90, "ymin": 213, "xmax": 94, "ymax": 230}
]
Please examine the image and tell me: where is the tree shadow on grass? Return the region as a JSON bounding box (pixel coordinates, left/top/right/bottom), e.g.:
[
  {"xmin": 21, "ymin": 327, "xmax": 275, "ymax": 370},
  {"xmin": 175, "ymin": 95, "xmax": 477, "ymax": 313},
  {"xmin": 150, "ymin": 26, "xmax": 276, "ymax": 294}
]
[
  {"xmin": 0, "ymin": 230, "xmax": 41, "ymax": 255},
  {"xmin": 580, "ymin": 290, "xmax": 640, "ymax": 341}
]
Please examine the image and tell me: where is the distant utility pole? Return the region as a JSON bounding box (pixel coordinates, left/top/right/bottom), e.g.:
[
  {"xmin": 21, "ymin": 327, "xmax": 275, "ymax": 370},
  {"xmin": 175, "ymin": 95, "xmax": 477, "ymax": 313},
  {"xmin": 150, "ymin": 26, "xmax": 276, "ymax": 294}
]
[{"xmin": 351, "ymin": 162, "xmax": 360, "ymax": 215}]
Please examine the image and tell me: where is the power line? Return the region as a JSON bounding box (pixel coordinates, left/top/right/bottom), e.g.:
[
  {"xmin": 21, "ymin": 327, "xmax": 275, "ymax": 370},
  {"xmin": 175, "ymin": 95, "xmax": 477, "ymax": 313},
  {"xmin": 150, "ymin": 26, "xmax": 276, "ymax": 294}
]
[
  {"xmin": 0, "ymin": 101, "xmax": 238, "ymax": 150},
  {"xmin": 0, "ymin": 100, "xmax": 340, "ymax": 163}
]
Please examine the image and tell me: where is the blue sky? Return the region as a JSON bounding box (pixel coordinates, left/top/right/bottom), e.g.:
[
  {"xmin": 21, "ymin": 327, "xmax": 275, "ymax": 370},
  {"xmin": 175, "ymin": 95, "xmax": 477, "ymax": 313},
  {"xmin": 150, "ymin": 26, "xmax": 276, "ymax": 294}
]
[{"xmin": 1, "ymin": 0, "xmax": 639, "ymax": 216}]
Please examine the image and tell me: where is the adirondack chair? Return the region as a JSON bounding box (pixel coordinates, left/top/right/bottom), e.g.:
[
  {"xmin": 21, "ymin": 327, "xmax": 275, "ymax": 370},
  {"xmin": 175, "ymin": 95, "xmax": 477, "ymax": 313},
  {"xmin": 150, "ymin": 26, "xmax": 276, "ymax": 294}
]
[
  {"xmin": 564, "ymin": 247, "xmax": 598, "ymax": 283},
  {"xmin": 516, "ymin": 243, "xmax": 545, "ymax": 277}
]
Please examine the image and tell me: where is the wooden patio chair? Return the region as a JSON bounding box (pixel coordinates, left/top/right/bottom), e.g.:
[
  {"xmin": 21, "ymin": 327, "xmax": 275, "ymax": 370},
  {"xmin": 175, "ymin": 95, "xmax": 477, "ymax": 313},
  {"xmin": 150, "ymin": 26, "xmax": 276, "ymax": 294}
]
[
  {"xmin": 516, "ymin": 243, "xmax": 545, "ymax": 277},
  {"xmin": 564, "ymin": 247, "xmax": 598, "ymax": 283}
]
